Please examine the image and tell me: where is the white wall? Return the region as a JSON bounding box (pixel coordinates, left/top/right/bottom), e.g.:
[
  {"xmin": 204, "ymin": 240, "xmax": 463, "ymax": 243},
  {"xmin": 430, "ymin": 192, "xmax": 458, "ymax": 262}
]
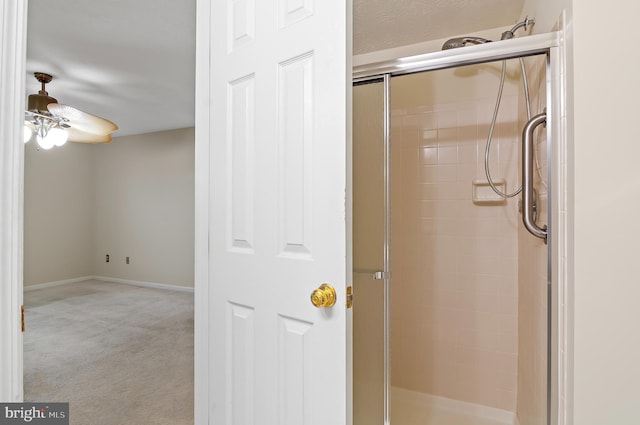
[
  {"xmin": 24, "ymin": 127, "xmax": 195, "ymax": 288},
  {"xmin": 521, "ymin": 1, "xmax": 640, "ymax": 424},
  {"xmin": 24, "ymin": 142, "xmax": 95, "ymax": 285},
  {"xmin": 571, "ymin": 3, "xmax": 640, "ymax": 425},
  {"xmin": 93, "ymin": 128, "xmax": 195, "ymax": 287}
]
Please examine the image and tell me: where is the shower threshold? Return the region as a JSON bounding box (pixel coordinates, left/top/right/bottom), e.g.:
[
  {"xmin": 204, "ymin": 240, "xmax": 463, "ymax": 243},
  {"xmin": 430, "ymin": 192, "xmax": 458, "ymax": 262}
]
[{"xmin": 391, "ymin": 387, "xmax": 519, "ymax": 425}]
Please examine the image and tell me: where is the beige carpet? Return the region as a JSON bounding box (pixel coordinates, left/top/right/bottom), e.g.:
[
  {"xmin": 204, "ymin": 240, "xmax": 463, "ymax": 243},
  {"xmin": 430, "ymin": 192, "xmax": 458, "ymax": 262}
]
[{"xmin": 24, "ymin": 279, "xmax": 194, "ymax": 425}]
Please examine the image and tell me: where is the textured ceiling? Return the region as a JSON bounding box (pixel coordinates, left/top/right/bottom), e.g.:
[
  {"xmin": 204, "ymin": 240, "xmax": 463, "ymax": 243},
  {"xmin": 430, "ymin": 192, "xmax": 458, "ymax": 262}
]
[
  {"xmin": 26, "ymin": 0, "xmax": 196, "ymax": 138},
  {"xmin": 26, "ymin": 0, "xmax": 524, "ymax": 138},
  {"xmin": 354, "ymin": 0, "xmax": 525, "ymax": 54}
]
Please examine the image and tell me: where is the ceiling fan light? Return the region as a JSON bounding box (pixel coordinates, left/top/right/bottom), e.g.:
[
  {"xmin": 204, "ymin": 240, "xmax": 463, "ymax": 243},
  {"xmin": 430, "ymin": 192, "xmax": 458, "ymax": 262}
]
[
  {"xmin": 36, "ymin": 133, "xmax": 55, "ymax": 150},
  {"xmin": 26, "ymin": 73, "xmax": 118, "ymax": 146},
  {"xmin": 23, "ymin": 125, "xmax": 33, "ymax": 143},
  {"xmin": 49, "ymin": 127, "xmax": 69, "ymax": 146}
]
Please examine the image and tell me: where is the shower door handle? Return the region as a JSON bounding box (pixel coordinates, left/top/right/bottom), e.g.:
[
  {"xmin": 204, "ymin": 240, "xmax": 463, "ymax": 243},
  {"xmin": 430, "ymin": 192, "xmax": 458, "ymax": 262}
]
[{"xmin": 522, "ymin": 112, "xmax": 548, "ymax": 243}]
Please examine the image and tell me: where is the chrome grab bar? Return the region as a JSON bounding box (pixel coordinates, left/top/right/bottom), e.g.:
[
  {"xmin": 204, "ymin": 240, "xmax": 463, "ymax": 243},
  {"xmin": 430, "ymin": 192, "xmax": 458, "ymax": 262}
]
[{"xmin": 522, "ymin": 112, "xmax": 548, "ymax": 243}]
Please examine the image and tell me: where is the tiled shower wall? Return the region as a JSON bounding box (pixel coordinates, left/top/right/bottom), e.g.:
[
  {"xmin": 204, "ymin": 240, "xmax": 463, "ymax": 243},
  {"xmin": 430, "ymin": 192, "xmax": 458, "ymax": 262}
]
[
  {"xmin": 516, "ymin": 54, "xmax": 548, "ymax": 425},
  {"xmin": 390, "ymin": 63, "xmax": 524, "ymax": 411}
]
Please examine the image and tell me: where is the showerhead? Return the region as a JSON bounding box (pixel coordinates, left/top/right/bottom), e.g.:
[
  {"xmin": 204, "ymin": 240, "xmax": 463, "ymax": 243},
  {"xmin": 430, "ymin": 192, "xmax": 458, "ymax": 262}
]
[
  {"xmin": 501, "ymin": 16, "xmax": 536, "ymax": 40},
  {"xmin": 442, "ymin": 17, "xmax": 536, "ymax": 51},
  {"xmin": 441, "ymin": 36, "xmax": 492, "ymax": 50}
]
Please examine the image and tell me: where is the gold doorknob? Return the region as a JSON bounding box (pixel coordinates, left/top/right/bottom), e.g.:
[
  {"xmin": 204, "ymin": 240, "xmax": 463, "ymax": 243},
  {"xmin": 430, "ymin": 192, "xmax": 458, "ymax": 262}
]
[{"xmin": 310, "ymin": 284, "xmax": 336, "ymax": 308}]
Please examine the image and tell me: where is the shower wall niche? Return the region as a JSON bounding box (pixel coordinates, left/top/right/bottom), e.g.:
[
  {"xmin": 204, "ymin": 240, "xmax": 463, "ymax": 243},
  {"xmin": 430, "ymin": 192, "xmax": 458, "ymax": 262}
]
[{"xmin": 353, "ymin": 54, "xmax": 549, "ymax": 425}]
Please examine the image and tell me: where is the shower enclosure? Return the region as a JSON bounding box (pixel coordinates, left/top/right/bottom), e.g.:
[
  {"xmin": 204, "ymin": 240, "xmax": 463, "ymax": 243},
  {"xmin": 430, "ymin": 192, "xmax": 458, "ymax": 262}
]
[{"xmin": 353, "ymin": 34, "xmax": 562, "ymax": 425}]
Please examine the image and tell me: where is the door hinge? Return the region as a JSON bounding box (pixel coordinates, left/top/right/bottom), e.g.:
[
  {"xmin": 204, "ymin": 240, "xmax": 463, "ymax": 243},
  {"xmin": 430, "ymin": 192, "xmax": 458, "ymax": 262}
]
[
  {"xmin": 21, "ymin": 305, "xmax": 25, "ymax": 333},
  {"xmin": 346, "ymin": 286, "xmax": 353, "ymax": 309}
]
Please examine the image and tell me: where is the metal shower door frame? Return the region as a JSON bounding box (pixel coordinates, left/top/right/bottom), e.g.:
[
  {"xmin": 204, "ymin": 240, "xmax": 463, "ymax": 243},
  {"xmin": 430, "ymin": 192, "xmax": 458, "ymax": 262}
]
[{"xmin": 352, "ymin": 30, "xmax": 564, "ymax": 425}]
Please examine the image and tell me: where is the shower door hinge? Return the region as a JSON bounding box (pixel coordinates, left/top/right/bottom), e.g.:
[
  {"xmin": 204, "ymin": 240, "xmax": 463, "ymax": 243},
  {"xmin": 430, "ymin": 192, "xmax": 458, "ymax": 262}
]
[
  {"xmin": 346, "ymin": 286, "xmax": 353, "ymax": 309},
  {"xmin": 21, "ymin": 305, "xmax": 25, "ymax": 333}
]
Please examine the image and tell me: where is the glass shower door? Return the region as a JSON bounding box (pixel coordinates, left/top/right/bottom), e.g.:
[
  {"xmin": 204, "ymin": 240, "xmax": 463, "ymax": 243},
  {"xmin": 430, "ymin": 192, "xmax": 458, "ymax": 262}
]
[
  {"xmin": 353, "ymin": 52, "xmax": 551, "ymax": 425},
  {"xmin": 353, "ymin": 80, "xmax": 387, "ymax": 425},
  {"xmin": 387, "ymin": 55, "xmax": 549, "ymax": 425}
]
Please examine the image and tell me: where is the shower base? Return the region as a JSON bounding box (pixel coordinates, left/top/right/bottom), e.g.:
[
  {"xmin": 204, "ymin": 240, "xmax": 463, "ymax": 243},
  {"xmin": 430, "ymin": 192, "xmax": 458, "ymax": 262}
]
[{"xmin": 391, "ymin": 387, "xmax": 519, "ymax": 425}]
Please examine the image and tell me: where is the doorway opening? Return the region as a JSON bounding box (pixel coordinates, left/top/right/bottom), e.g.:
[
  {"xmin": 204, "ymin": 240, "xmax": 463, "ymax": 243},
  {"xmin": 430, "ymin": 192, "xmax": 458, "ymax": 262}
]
[{"xmin": 21, "ymin": 2, "xmax": 196, "ymax": 422}]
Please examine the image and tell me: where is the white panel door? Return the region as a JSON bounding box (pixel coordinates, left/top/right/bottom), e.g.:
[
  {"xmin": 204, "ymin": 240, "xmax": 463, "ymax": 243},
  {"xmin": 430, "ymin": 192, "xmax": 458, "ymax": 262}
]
[{"xmin": 206, "ymin": 0, "xmax": 351, "ymax": 423}]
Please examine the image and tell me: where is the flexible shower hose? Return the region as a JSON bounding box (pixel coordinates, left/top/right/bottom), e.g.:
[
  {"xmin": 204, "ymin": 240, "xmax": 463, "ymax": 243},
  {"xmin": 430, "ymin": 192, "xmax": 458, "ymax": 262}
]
[{"xmin": 484, "ymin": 58, "xmax": 539, "ymax": 198}]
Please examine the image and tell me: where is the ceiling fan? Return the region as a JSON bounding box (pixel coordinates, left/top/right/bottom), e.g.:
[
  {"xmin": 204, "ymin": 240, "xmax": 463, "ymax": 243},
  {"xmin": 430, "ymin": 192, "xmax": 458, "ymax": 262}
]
[{"xmin": 24, "ymin": 72, "xmax": 118, "ymax": 149}]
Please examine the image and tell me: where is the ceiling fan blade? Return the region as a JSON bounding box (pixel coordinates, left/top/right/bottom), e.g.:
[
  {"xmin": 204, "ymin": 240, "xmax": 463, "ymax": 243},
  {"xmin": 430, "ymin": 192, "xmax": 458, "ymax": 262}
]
[
  {"xmin": 47, "ymin": 103, "xmax": 118, "ymax": 135},
  {"xmin": 65, "ymin": 127, "xmax": 113, "ymax": 144}
]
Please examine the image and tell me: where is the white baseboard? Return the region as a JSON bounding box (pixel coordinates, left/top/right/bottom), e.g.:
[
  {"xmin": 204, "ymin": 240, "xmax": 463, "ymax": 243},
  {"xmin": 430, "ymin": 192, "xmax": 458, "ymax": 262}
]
[
  {"xmin": 392, "ymin": 387, "xmax": 519, "ymax": 425},
  {"xmin": 93, "ymin": 276, "xmax": 194, "ymax": 293},
  {"xmin": 24, "ymin": 276, "xmax": 95, "ymax": 292},
  {"xmin": 24, "ymin": 276, "xmax": 194, "ymax": 294}
]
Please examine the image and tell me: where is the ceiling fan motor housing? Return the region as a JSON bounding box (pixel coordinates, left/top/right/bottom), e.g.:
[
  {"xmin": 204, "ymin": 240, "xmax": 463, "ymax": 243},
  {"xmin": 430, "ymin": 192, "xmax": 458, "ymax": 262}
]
[
  {"xmin": 28, "ymin": 92, "xmax": 58, "ymax": 114},
  {"xmin": 28, "ymin": 72, "xmax": 57, "ymax": 113}
]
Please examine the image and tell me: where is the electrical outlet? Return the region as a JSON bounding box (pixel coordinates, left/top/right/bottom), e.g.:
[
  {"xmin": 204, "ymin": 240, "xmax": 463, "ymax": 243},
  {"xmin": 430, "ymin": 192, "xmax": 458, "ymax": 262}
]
[
  {"xmin": 126, "ymin": 256, "xmax": 130, "ymax": 264},
  {"xmin": 106, "ymin": 254, "xmax": 110, "ymax": 263}
]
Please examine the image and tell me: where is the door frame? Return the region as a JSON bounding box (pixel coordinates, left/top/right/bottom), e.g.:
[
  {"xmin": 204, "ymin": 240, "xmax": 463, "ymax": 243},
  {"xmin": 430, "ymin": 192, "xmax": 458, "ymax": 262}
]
[
  {"xmin": 0, "ymin": 0, "xmax": 27, "ymax": 402},
  {"xmin": 193, "ymin": 0, "xmax": 211, "ymax": 421}
]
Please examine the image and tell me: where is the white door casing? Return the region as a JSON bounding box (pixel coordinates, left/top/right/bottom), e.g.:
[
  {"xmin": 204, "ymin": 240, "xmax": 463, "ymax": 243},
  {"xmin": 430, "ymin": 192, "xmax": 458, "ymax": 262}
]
[
  {"xmin": 197, "ymin": 0, "xmax": 352, "ymax": 423},
  {"xmin": 0, "ymin": 0, "xmax": 27, "ymax": 402}
]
